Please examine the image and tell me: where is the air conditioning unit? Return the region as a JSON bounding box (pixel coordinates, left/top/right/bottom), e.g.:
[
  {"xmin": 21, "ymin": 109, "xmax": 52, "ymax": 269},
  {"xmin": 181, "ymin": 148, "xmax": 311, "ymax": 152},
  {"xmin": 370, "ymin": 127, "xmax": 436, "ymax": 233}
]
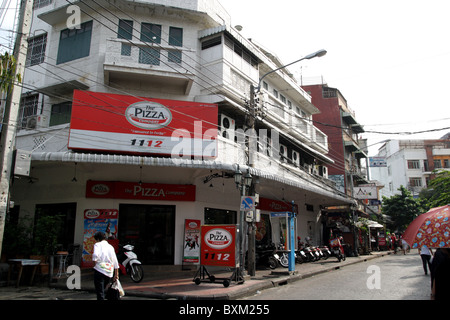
[
  {"xmin": 318, "ymin": 165, "xmax": 328, "ymax": 178},
  {"xmin": 292, "ymin": 150, "xmax": 300, "ymax": 167},
  {"xmin": 219, "ymin": 114, "xmax": 235, "ymax": 141},
  {"xmin": 26, "ymin": 115, "xmax": 48, "ymax": 129},
  {"xmin": 279, "ymin": 144, "xmax": 288, "ymax": 162}
]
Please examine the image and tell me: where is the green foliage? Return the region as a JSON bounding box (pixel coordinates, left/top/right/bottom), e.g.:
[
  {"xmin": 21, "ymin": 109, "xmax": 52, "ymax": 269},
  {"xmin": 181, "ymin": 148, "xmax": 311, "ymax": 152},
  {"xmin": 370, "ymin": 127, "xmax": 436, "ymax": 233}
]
[
  {"xmin": 419, "ymin": 171, "xmax": 450, "ymax": 210},
  {"xmin": 382, "ymin": 185, "xmax": 422, "ymax": 232},
  {"xmin": 0, "ymin": 51, "xmax": 21, "ymax": 93},
  {"xmin": 32, "ymin": 215, "xmax": 64, "ymax": 256}
]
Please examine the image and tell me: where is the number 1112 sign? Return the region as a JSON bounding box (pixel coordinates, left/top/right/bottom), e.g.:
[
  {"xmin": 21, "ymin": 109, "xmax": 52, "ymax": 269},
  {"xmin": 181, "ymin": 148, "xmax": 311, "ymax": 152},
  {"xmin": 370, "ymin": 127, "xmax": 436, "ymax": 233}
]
[{"xmin": 200, "ymin": 225, "xmax": 236, "ymax": 267}]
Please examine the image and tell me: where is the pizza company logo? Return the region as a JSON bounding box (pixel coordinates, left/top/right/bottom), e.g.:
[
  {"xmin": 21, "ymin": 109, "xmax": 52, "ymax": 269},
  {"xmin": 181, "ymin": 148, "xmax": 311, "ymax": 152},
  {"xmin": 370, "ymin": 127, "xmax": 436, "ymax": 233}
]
[
  {"xmin": 204, "ymin": 228, "xmax": 233, "ymax": 250},
  {"xmin": 91, "ymin": 184, "xmax": 110, "ymax": 195},
  {"xmin": 126, "ymin": 101, "xmax": 172, "ymax": 130},
  {"xmin": 85, "ymin": 209, "xmax": 100, "ymax": 219}
]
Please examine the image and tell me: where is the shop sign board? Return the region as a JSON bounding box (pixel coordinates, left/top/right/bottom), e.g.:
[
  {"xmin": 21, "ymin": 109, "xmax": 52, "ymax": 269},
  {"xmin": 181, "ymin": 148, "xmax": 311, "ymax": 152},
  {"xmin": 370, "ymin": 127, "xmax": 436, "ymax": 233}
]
[
  {"xmin": 200, "ymin": 225, "xmax": 236, "ymax": 267},
  {"xmin": 353, "ymin": 185, "xmax": 377, "ymax": 199},
  {"xmin": 81, "ymin": 209, "xmax": 118, "ymax": 268},
  {"xmin": 183, "ymin": 219, "xmax": 201, "ymax": 264},
  {"xmin": 68, "ymin": 90, "xmax": 218, "ymax": 158},
  {"xmin": 86, "ymin": 180, "xmax": 196, "ymax": 201}
]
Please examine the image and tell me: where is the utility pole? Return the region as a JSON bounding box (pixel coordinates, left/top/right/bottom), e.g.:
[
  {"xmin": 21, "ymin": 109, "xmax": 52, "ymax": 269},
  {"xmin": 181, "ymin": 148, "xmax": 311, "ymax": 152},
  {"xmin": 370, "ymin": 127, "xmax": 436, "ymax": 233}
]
[
  {"xmin": 0, "ymin": 0, "xmax": 32, "ymax": 257},
  {"xmin": 246, "ymin": 84, "xmax": 257, "ymax": 276}
]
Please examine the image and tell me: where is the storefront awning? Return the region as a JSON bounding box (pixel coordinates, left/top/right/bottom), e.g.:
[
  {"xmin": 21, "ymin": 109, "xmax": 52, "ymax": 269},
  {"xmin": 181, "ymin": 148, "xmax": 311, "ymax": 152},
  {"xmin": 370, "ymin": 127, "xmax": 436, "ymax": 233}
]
[{"xmin": 31, "ymin": 151, "xmax": 352, "ymax": 205}]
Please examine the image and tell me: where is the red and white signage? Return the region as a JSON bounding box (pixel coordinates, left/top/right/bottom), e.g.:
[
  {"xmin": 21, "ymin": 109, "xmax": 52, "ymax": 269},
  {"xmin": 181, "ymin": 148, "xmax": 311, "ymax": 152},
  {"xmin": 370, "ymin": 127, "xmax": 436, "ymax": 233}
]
[
  {"xmin": 200, "ymin": 225, "xmax": 236, "ymax": 267},
  {"xmin": 68, "ymin": 90, "xmax": 218, "ymax": 157},
  {"xmin": 86, "ymin": 180, "xmax": 196, "ymax": 202}
]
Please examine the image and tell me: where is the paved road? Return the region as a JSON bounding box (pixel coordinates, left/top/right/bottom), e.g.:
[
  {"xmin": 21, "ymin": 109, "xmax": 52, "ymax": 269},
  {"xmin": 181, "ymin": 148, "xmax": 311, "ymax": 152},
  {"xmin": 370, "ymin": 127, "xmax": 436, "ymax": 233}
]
[{"xmin": 242, "ymin": 251, "xmax": 432, "ymax": 300}]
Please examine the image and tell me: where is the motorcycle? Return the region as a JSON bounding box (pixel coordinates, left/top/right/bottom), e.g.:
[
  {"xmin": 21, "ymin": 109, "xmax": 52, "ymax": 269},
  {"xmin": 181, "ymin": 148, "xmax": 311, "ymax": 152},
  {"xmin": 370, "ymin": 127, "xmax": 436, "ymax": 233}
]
[
  {"xmin": 329, "ymin": 237, "xmax": 346, "ymax": 262},
  {"xmin": 118, "ymin": 244, "xmax": 144, "ymax": 282},
  {"xmin": 274, "ymin": 242, "xmax": 289, "ymax": 268},
  {"xmin": 318, "ymin": 245, "xmax": 331, "ymax": 260},
  {"xmin": 254, "ymin": 243, "xmax": 279, "ymax": 270},
  {"xmin": 297, "ymin": 237, "xmax": 315, "ymax": 262},
  {"xmin": 305, "ymin": 237, "xmax": 323, "ymax": 261}
]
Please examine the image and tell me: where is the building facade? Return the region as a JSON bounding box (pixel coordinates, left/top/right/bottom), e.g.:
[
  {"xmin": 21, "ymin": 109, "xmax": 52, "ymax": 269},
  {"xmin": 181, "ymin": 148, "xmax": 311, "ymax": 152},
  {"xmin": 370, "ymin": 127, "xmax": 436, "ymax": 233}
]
[
  {"xmin": 7, "ymin": 0, "xmax": 351, "ymax": 268},
  {"xmin": 370, "ymin": 137, "xmax": 450, "ymax": 199}
]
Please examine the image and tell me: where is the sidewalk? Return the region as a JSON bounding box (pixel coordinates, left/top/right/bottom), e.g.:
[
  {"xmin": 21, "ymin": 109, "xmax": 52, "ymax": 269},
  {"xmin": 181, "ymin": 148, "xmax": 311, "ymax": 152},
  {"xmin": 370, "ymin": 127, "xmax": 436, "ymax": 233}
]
[{"xmin": 1, "ymin": 251, "xmax": 392, "ymax": 300}]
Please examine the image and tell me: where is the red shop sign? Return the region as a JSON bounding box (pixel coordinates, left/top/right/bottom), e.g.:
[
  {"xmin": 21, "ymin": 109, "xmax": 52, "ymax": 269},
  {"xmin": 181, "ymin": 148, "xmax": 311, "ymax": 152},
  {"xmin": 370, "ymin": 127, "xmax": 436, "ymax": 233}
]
[
  {"xmin": 200, "ymin": 225, "xmax": 236, "ymax": 267},
  {"xmin": 86, "ymin": 180, "xmax": 196, "ymax": 202},
  {"xmin": 68, "ymin": 90, "xmax": 218, "ymax": 157}
]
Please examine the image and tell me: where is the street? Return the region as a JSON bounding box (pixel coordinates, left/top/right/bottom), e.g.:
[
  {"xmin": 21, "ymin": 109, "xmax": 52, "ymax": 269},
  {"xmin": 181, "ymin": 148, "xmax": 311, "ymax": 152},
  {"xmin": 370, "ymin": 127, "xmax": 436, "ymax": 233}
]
[{"xmin": 242, "ymin": 251, "xmax": 431, "ymax": 300}]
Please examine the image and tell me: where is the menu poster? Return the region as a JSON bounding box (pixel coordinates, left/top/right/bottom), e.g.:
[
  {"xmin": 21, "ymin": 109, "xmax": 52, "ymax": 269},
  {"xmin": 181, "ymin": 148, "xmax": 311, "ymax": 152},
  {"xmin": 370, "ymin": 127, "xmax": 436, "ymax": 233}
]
[
  {"xmin": 182, "ymin": 219, "xmax": 201, "ymax": 265},
  {"xmin": 81, "ymin": 209, "xmax": 118, "ymax": 268}
]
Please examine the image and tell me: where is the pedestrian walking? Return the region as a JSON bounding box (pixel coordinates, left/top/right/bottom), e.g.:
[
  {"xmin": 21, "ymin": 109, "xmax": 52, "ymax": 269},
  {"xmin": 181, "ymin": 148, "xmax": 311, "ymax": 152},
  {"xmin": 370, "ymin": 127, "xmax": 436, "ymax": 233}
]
[
  {"xmin": 401, "ymin": 237, "xmax": 409, "ymax": 255},
  {"xmin": 92, "ymin": 231, "xmax": 119, "ymax": 300},
  {"xmin": 390, "ymin": 233, "xmax": 398, "ymax": 253},
  {"xmin": 419, "ymin": 245, "xmax": 433, "ymax": 275},
  {"xmin": 430, "ymin": 248, "xmax": 450, "ymax": 300}
]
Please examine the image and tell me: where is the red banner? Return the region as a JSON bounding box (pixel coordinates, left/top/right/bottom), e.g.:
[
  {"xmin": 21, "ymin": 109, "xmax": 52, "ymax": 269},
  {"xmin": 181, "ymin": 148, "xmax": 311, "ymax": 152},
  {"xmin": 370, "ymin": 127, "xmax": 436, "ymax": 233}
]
[
  {"xmin": 86, "ymin": 180, "xmax": 196, "ymax": 201},
  {"xmin": 200, "ymin": 225, "xmax": 236, "ymax": 267},
  {"xmin": 68, "ymin": 90, "xmax": 218, "ymax": 157}
]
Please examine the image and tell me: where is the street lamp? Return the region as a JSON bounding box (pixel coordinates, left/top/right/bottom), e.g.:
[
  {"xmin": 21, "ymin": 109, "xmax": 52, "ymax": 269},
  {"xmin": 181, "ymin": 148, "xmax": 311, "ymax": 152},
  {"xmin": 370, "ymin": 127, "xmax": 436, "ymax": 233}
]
[
  {"xmin": 245, "ymin": 49, "xmax": 327, "ymax": 276},
  {"xmin": 255, "ymin": 49, "xmax": 327, "ymax": 92}
]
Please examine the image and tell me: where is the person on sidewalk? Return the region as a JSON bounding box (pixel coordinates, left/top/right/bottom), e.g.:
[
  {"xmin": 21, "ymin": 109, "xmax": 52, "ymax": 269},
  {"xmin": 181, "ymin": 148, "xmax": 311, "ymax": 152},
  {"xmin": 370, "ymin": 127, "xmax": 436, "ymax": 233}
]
[
  {"xmin": 419, "ymin": 245, "xmax": 433, "ymax": 275},
  {"xmin": 92, "ymin": 231, "xmax": 119, "ymax": 300},
  {"xmin": 430, "ymin": 248, "xmax": 450, "ymax": 300}
]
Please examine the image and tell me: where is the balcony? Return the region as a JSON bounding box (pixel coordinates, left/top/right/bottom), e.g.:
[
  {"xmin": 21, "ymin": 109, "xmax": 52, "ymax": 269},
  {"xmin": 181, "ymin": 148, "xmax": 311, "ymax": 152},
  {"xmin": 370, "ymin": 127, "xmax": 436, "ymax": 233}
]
[{"xmin": 104, "ymin": 39, "xmax": 194, "ymax": 94}]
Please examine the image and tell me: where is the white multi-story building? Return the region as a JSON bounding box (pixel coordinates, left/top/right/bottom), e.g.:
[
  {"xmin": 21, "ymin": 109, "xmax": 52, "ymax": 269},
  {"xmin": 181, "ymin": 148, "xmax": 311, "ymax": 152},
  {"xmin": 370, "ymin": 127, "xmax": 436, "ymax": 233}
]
[
  {"xmin": 8, "ymin": 0, "xmax": 352, "ymax": 268},
  {"xmin": 370, "ymin": 137, "xmax": 450, "ymax": 199}
]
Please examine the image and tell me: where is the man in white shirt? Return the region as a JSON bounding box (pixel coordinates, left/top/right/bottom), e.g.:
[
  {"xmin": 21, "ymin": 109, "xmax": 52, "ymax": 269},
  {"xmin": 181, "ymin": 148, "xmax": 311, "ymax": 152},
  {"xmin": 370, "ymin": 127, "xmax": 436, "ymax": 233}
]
[{"xmin": 92, "ymin": 231, "xmax": 119, "ymax": 300}]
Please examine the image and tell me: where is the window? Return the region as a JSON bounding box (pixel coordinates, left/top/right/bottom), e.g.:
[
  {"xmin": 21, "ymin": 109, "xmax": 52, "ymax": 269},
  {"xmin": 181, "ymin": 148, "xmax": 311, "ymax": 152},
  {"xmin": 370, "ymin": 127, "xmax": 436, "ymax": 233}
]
[
  {"xmin": 407, "ymin": 160, "xmax": 420, "ymax": 169},
  {"xmin": 19, "ymin": 94, "xmax": 39, "ymax": 129},
  {"xmin": 33, "ymin": 0, "xmax": 52, "ymax": 9},
  {"xmin": 204, "ymin": 207, "xmax": 237, "ymax": 225},
  {"xmin": 444, "ymin": 159, "xmax": 450, "ymax": 168},
  {"xmin": 56, "ymin": 21, "xmax": 93, "ymax": 64},
  {"xmin": 50, "ymin": 101, "xmax": 72, "ymax": 126},
  {"xmin": 139, "ymin": 23, "xmax": 161, "ymax": 65},
  {"xmin": 201, "ymin": 36, "xmax": 221, "ymax": 50},
  {"xmin": 262, "ymin": 81, "xmax": 268, "ymax": 90},
  {"xmin": 168, "ymin": 27, "xmax": 183, "ymax": 63},
  {"xmin": 423, "ymin": 160, "xmax": 429, "ymax": 171},
  {"xmin": 26, "ymin": 33, "xmax": 47, "ymax": 66},
  {"xmin": 434, "ymin": 159, "xmax": 442, "ymax": 169},
  {"xmin": 118, "ymin": 19, "xmax": 133, "ymax": 56},
  {"xmin": 273, "ymin": 89, "xmax": 278, "ymax": 99},
  {"xmin": 409, "ymin": 177, "xmax": 422, "ymax": 187}
]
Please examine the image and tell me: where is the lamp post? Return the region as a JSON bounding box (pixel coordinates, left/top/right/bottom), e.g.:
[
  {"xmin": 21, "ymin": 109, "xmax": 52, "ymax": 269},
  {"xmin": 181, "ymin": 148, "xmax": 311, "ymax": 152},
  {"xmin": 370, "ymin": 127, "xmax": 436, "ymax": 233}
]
[
  {"xmin": 234, "ymin": 164, "xmax": 252, "ymax": 279},
  {"xmin": 246, "ymin": 49, "xmax": 327, "ymax": 276}
]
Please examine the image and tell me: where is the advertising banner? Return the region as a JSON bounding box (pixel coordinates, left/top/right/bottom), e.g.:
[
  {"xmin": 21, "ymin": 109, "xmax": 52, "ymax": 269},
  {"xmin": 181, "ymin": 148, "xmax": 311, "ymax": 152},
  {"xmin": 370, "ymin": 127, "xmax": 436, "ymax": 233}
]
[
  {"xmin": 200, "ymin": 225, "xmax": 236, "ymax": 267},
  {"xmin": 86, "ymin": 180, "xmax": 196, "ymax": 201},
  {"xmin": 68, "ymin": 90, "xmax": 218, "ymax": 157},
  {"xmin": 182, "ymin": 219, "xmax": 201, "ymax": 264},
  {"xmin": 81, "ymin": 209, "xmax": 118, "ymax": 268},
  {"xmin": 353, "ymin": 185, "xmax": 377, "ymax": 199}
]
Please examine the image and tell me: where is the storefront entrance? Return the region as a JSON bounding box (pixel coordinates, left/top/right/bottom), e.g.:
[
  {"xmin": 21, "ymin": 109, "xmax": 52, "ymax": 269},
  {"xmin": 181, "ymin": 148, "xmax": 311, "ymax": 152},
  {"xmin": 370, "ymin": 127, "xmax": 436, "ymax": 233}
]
[{"xmin": 118, "ymin": 204, "xmax": 175, "ymax": 265}]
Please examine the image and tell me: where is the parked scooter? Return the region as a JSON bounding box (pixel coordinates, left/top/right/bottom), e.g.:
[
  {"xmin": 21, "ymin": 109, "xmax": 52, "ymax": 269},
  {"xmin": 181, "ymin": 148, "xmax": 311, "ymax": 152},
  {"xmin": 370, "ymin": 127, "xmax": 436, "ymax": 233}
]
[
  {"xmin": 318, "ymin": 245, "xmax": 331, "ymax": 260},
  {"xmin": 329, "ymin": 237, "xmax": 346, "ymax": 262},
  {"xmin": 305, "ymin": 237, "xmax": 323, "ymax": 261},
  {"xmin": 117, "ymin": 244, "xmax": 144, "ymax": 282},
  {"xmin": 297, "ymin": 237, "xmax": 316, "ymax": 262},
  {"xmin": 274, "ymin": 242, "xmax": 289, "ymax": 268},
  {"xmin": 254, "ymin": 243, "xmax": 279, "ymax": 269}
]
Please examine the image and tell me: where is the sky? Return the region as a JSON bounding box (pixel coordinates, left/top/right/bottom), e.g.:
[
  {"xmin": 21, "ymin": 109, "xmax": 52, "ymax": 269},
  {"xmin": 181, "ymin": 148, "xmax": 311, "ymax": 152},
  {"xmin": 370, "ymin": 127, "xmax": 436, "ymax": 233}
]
[
  {"xmin": 0, "ymin": 1, "xmax": 449, "ymax": 156},
  {"xmin": 220, "ymin": 0, "xmax": 450, "ymax": 155}
]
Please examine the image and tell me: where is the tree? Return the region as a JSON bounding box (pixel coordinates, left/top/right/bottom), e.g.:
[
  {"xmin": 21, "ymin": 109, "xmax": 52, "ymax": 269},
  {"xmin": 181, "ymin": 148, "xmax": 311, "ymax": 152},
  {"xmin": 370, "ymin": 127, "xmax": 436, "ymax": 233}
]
[
  {"xmin": 419, "ymin": 170, "xmax": 450, "ymax": 210},
  {"xmin": 0, "ymin": 51, "xmax": 21, "ymax": 93},
  {"xmin": 382, "ymin": 186, "xmax": 422, "ymax": 232}
]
